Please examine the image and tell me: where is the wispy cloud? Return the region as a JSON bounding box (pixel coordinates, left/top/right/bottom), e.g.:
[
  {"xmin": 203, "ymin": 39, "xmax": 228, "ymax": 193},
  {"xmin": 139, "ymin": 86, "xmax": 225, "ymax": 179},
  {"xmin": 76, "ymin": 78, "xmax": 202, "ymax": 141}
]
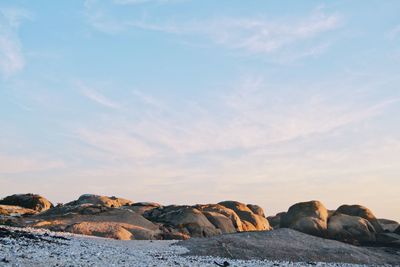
[
  {"xmin": 73, "ymin": 76, "xmax": 398, "ymax": 159},
  {"xmin": 76, "ymin": 128, "xmax": 157, "ymax": 160},
  {"xmin": 0, "ymin": 7, "xmax": 31, "ymax": 77},
  {"xmin": 202, "ymin": 12, "xmax": 340, "ymax": 54},
  {"xmin": 84, "ymin": 2, "xmax": 341, "ymax": 58},
  {"xmin": 128, "ymin": 77, "xmax": 397, "ymax": 154},
  {"xmin": 0, "ymin": 153, "xmax": 65, "ymax": 174},
  {"xmin": 78, "ymin": 82, "xmax": 121, "ymax": 109}
]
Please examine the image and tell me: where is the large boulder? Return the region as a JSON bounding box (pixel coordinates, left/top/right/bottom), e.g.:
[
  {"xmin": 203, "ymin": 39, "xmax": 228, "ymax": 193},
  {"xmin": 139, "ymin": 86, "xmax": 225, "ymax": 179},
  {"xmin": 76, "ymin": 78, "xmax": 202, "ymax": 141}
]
[
  {"xmin": 0, "ymin": 205, "xmax": 37, "ymax": 216},
  {"xmin": 335, "ymin": 205, "xmax": 383, "ymax": 233},
  {"xmin": 246, "ymin": 204, "xmax": 265, "ymax": 217},
  {"xmin": 202, "ymin": 211, "xmax": 237, "ymax": 234},
  {"xmin": 66, "ymin": 222, "xmax": 133, "ymax": 240},
  {"xmin": 327, "ymin": 214, "xmax": 376, "ymax": 244},
  {"xmin": 0, "ymin": 194, "xmax": 53, "ymax": 212},
  {"xmin": 65, "ymin": 194, "xmax": 132, "ymax": 208},
  {"xmin": 195, "ymin": 204, "xmax": 243, "ymax": 232},
  {"xmin": 65, "ymin": 221, "xmax": 158, "ymax": 240},
  {"xmin": 378, "ymin": 218, "xmax": 399, "ymax": 232},
  {"xmin": 144, "ymin": 205, "xmax": 221, "ymax": 238},
  {"xmin": 218, "ymin": 201, "xmax": 271, "ymax": 231},
  {"xmin": 0, "ymin": 205, "xmax": 37, "ymax": 227},
  {"xmin": 19, "ymin": 204, "xmax": 161, "ymax": 240},
  {"xmin": 267, "ymin": 212, "xmax": 286, "ymax": 229},
  {"xmin": 280, "ymin": 200, "xmax": 328, "ymax": 237}
]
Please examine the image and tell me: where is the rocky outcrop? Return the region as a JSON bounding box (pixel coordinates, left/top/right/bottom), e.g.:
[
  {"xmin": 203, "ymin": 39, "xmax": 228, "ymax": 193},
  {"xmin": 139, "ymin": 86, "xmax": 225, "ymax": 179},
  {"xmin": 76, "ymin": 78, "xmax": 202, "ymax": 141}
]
[
  {"xmin": 246, "ymin": 204, "xmax": 265, "ymax": 217},
  {"xmin": 19, "ymin": 204, "xmax": 161, "ymax": 240},
  {"xmin": 378, "ymin": 218, "xmax": 399, "ymax": 232},
  {"xmin": 0, "ymin": 205, "xmax": 37, "ymax": 216},
  {"xmin": 65, "ymin": 194, "xmax": 132, "ymax": 208},
  {"xmin": 122, "ymin": 202, "xmax": 161, "ymax": 215},
  {"xmin": 218, "ymin": 201, "xmax": 271, "ymax": 231},
  {"xmin": 0, "ymin": 194, "xmax": 53, "ymax": 212},
  {"xmin": 66, "ymin": 222, "xmax": 133, "ymax": 240},
  {"xmin": 395, "ymin": 225, "xmax": 400, "ymax": 235},
  {"xmin": 1, "ymin": 193, "xmax": 398, "ymax": 247},
  {"xmin": 375, "ymin": 232, "xmax": 400, "ymax": 248},
  {"xmin": 335, "ymin": 205, "xmax": 383, "ymax": 233},
  {"xmin": 267, "ymin": 212, "xmax": 286, "ymax": 229},
  {"xmin": 144, "ymin": 205, "xmax": 221, "ymax": 238},
  {"xmin": 195, "ymin": 204, "xmax": 243, "ymax": 232},
  {"xmin": 327, "ymin": 214, "xmax": 376, "ymax": 244},
  {"xmin": 178, "ymin": 228, "xmax": 400, "ymax": 265},
  {"xmin": 280, "ymin": 200, "xmax": 328, "ymax": 237},
  {"xmin": 65, "ymin": 221, "xmax": 159, "ymax": 240}
]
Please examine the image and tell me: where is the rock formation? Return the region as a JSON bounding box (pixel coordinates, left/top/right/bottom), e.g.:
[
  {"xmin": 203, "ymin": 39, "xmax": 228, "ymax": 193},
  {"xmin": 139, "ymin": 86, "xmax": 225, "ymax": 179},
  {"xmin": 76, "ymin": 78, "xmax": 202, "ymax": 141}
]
[
  {"xmin": 267, "ymin": 212, "xmax": 286, "ymax": 229},
  {"xmin": 0, "ymin": 194, "xmax": 53, "ymax": 212},
  {"xmin": 218, "ymin": 201, "xmax": 271, "ymax": 231},
  {"xmin": 280, "ymin": 200, "xmax": 328, "ymax": 237},
  {"xmin": 335, "ymin": 205, "xmax": 383, "ymax": 233},
  {"xmin": 65, "ymin": 194, "xmax": 133, "ymax": 208},
  {"xmin": 378, "ymin": 218, "xmax": 399, "ymax": 232},
  {"xmin": 0, "ymin": 193, "xmax": 399, "ymax": 247},
  {"xmin": 327, "ymin": 214, "xmax": 376, "ymax": 244}
]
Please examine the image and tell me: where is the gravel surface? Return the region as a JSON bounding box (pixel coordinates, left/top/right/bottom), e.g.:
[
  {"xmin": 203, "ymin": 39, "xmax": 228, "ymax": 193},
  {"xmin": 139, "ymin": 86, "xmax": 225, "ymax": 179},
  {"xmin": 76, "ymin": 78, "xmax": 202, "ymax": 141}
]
[{"xmin": 0, "ymin": 226, "xmax": 395, "ymax": 267}]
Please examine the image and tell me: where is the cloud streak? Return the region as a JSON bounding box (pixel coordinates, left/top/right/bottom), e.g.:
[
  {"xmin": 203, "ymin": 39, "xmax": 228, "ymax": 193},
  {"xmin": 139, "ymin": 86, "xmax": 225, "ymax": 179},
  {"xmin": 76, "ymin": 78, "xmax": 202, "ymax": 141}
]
[
  {"xmin": 203, "ymin": 13, "xmax": 340, "ymax": 54},
  {"xmin": 78, "ymin": 82, "xmax": 121, "ymax": 109},
  {"xmin": 0, "ymin": 153, "xmax": 65, "ymax": 174},
  {"xmin": 74, "ymin": 76, "xmax": 399, "ymax": 160},
  {"xmin": 84, "ymin": 2, "xmax": 341, "ymax": 58},
  {"xmin": 0, "ymin": 7, "xmax": 30, "ymax": 77}
]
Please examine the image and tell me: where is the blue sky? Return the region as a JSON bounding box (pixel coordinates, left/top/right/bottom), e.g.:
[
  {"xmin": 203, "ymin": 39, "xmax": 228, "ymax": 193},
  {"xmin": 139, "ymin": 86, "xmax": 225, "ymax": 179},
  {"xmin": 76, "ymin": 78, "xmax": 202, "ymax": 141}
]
[{"xmin": 0, "ymin": 0, "xmax": 399, "ymax": 220}]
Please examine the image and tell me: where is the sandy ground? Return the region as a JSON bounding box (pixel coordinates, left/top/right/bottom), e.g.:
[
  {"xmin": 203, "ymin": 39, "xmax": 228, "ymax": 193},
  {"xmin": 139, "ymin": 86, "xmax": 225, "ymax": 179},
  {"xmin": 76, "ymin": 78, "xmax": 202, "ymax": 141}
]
[{"xmin": 0, "ymin": 226, "xmax": 394, "ymax": 267}]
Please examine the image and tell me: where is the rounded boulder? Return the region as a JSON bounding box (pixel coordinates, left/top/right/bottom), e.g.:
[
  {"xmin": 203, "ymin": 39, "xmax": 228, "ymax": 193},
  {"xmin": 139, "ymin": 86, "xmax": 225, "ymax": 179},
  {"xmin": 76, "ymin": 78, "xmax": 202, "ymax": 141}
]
[
  {"xmin": 280, "ymin": 200, "xmax": 328, "ymax": 237},
  {"xmin": 0, "ymin": 194, "xmax": 53, "ymax": 212}
]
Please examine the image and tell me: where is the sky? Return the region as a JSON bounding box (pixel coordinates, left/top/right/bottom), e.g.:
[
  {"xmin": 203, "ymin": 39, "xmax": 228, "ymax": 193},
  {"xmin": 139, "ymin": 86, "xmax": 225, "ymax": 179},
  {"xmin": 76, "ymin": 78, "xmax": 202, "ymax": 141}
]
[{"xmin": 0, "ymin": 0, "xmax": 399, "ymax": 221}]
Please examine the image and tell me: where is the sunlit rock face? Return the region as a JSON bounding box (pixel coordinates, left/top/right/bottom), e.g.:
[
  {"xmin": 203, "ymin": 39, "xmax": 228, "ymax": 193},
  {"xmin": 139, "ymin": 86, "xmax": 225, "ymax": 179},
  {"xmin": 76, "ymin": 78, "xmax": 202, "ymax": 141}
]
[
  {"xmin": 218, "ymin": 201, "xmax": 271, "ymax": 231},
  {"xmin": 21, "ymin": 204, "xmax": 162, "ymax": 240},
  {"xmin": 0, "ymin": 194, "xmax": 53, "ymax": 212},
  {"xmin": 335, "ymin": 204, "xmax": 384, "ymax": 233},
  {"xmin": 0, "ymin": 205, "xmax": 37, "ymax": 216},
  {"xmin": 65, "ymin": 194, "xmax": 133, "ymax": 208},
  {"xmin": 195, "ymin": 204, "xmax": 243, "ymax": 233},
  {"xmin": 246, "ymin": 204, "xmax": 265, "ymax": 217},
  {"xmin": 1, "ymin": 193, "xmax": 399, "ymax": 246},
  {"xmin": 280, "ymin": 200, "xmax": 328, "ymax": 237}
]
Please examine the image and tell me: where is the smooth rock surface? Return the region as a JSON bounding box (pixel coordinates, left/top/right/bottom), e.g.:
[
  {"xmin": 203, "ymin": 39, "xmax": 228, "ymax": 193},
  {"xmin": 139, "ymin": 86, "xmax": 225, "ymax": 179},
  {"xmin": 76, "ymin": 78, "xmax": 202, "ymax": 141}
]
[
  {"xmin": 218, "ymin": 201, "xmax": 271, "ymax": 231},
  {"xmin": 280, "ymin": 200, "xmax": 328, "ymax": 237},
  {"xmin": 0, "ymin": 194, "xmax": 53, "ymax": 212},
  {"xmin": 335, "ymin": 205, "xmax": 383, "ymax": 233},
  {"xmin": 65, "ymin": 194, "xmax": 133, "ymax": 208},
  {"xmin": 327, "ymin": 214, "xmax": 376, "ymax": 244},
  {"xmin": 178, "ymin": 228, "xmax": 400, "ymax": 265}
]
